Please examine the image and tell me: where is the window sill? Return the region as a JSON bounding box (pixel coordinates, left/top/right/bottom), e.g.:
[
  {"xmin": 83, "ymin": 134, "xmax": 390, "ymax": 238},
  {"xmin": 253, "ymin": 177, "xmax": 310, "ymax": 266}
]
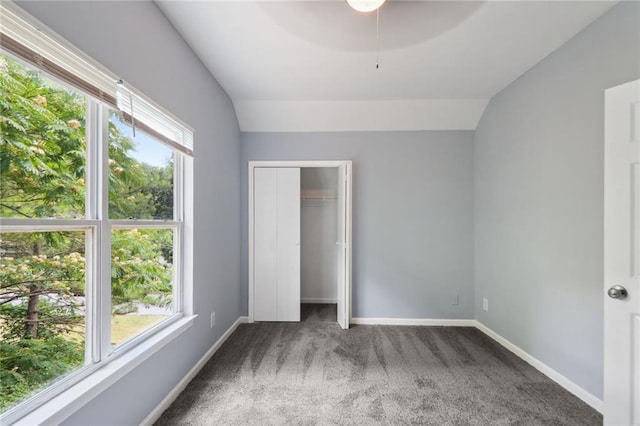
[{"xmin": 12, "ymin": 315, "xmax": 197, "ymax": 426}]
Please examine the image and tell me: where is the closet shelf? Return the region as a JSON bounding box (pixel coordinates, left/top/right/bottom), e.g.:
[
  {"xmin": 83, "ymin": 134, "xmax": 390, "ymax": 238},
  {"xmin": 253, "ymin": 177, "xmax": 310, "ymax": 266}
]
[
  {"xmin": 302, "ymin": 197, "xmax": 337, "ymax": 200},
  {"xmin": 301, "ymin": 189, "xmax": 337, "ymax": 200}
]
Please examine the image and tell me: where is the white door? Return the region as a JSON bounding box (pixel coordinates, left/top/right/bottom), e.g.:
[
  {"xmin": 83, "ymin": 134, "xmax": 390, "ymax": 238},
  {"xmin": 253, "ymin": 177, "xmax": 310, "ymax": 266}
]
[
  {"xmin": 254, "ymin": 168, "xmax": 300, "ymax": 322},
  {"xmin": 604, "ymin": 79, "xmax": 640, "ymax": 425},
  {"xmin": 254, "ymin": 168, "xmax": 278, "ymax": 321},
  {"xmin": 277, "ymin": 168, "xmax": 301, "ymax": 322},
  {"xmin": 336, "ymin": 164, "xmax": 351, "ymax": 329}
]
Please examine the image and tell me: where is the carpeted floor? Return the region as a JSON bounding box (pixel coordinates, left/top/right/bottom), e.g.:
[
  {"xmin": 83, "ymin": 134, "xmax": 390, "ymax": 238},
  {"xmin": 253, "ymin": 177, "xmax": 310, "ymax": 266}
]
[{"xmin": 155, "ymin": 304, "xmax": 601, "ymax": 425}]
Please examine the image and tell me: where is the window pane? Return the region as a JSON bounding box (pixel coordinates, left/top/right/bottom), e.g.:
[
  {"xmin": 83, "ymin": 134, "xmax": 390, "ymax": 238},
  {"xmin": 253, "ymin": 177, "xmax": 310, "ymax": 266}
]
[
  {"xmin": 111, "ymin": 228, "xmax": 173, "ymax": 347},
  {"xmin": 0, "ymin": 54, "xmax": 86, "ymax": 219},
  {"xmin": 0, "ymin": 231, "xmax": 87, "ymax": 413},
  {"xmin": 108, "ymin": 113, "xmax": 174, "ymax": 220}
]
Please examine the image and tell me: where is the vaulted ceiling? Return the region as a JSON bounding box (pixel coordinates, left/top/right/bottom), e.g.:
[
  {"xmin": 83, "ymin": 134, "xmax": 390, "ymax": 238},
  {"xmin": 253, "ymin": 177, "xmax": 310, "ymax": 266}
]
[{"xmin": 157, "ymin": 1, "xmax": 615, "ymax": 132}]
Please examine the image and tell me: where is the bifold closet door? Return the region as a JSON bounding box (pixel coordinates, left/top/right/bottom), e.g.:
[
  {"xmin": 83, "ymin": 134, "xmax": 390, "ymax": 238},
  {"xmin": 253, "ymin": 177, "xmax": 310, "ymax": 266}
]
[
  {"xmin": 336, "ymin": 164, "xmax": 350, "ymax": 330},
  {"xmin": 254, "ymin": 168, "xmax": 300, "ymax": 322}
]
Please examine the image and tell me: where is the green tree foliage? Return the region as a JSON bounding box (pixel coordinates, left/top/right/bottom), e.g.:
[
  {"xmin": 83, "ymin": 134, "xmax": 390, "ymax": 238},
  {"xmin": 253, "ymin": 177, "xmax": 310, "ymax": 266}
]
[
  {"xmin": 0, "ymin": 55, "xmax": 86, "ymax": 219},
  {"xmin": 0, "ymin": 232, "xmax": 85, "ymax": 339},
  {"xmin": 0, "ymin": 54, "xmax": 174, "ymax": 411},
  {"xmin": 0, "ymin": 337, "xmax": 84, "ymax": 411},
  {"xmin": 111, "ymin": 228, "xmax": 173, "ymax": 314},
  {"xmin": 139, "ymin": 162, "xmax": 174, "ymax": 220},
  {"xmin": 108, "ymin": 125, "xmax": 158, "ymax": 220}
]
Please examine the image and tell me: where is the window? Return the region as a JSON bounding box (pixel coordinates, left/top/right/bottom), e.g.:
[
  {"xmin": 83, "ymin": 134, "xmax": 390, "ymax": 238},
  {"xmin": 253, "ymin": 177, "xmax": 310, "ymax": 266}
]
[
  {"xmin": 0, "ymin": 5, "xmax": 193, "ymax": 422},
  {"xmin": 107, "ymin": 113, "xmax": 180, "ymax": 347}
]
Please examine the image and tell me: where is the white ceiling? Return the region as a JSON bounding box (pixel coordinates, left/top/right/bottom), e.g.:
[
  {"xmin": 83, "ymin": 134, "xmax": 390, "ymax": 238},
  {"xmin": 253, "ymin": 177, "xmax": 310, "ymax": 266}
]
[{"xmin": 157, "ymin": 0, "xmax": 615, "ymax": 132}]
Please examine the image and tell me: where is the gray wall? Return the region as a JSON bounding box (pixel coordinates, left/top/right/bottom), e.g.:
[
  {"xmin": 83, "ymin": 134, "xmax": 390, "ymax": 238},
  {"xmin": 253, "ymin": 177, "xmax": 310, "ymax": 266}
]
[
  {"xmin": 242, "ymin": 131, "xmax": 475, "ymax": 319},
  {"xmin": 16, "ymin": 1, "xmax": 242, "ymax": 424},
  {"xmin": 473, "ymin": 2, "xmax": 640, "ymax": 399}
]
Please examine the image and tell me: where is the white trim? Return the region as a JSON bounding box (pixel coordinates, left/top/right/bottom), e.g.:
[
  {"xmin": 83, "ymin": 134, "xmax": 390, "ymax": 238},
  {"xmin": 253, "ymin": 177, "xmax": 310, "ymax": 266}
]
[
  {"xmin": 0, "ymin": 219, "xmax": 100, "ymax": 231},
  {"xmin": 249, "ymin": 160, "xmax": 352, "ymax": 169},
  {"xmin": 109, "ymin": 220, "xmax": 181, "ymax": 229},
  {"xmin": 345, "ymin": 162, "xmax": 352, "ymax": 327},
  {"xmin": 98, "ymin": 106, "xmax": 111, "ymax": 365},
  {"xmin": 248, "ymin": 163, "xmax": 255, "ymax": 322},
  {"xmin": 248, "ymin": 160, "xmax": 353, "ymax": 324},
  {"xmin": 234, "ymin": 99, "xmax": 489, "ymax": 132},
  {"xmin": 12, "ymin": 315, "xmax": 196, "ymax": 426},
  {"xmin": 182, "ymin": 155, "xmax": 195, "ymax": 316},
  {"xmin": 140, "ymin": 316, "xmax": 249, "ymax": 426},
  {"xmin": 474, "ymin": 321, "xmax": 604, "ymax": 413},
  {"xmin": 351, "ymin": 317, "xmax": 476, "ymax": 327},
  {"xmin": 301, "ymin": 298, "xmax": 337, "ymax": 304}
]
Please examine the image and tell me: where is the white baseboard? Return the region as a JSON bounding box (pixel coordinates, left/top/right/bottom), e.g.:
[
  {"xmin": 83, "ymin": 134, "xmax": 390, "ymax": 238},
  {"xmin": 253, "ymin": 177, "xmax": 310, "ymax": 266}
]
[
  {"xmin": 141, "ymin": 316, "xmax": 250, "ymax": 426},
  {"xmin": 473, "ymin": 320, "xmax": 603, "ymax": 413},
  {"xmin": 351, "ymin": 317, "xmax": 476, "ymax": 327},
  {"xmin": 301, "ymin": 298, "xmax": 337, "ymax": 304}
]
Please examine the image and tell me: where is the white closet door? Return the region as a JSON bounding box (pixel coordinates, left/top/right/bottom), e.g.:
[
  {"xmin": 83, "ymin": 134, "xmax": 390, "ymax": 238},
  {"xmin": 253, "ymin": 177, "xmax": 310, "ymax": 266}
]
[
  {"xmin": 254, "ymin": 167, "xmax": 300, "ymax": 322},
  {"xmin": 277, "ymin": 168, "xmax": 301, "ymax": 322},
  {"xmin": 336, "ymin": 165, "xmax": 349, "ymax": 329},
  {"xmin": 254, "ymin": 168, "xmax": 278, "ymax": 321}
]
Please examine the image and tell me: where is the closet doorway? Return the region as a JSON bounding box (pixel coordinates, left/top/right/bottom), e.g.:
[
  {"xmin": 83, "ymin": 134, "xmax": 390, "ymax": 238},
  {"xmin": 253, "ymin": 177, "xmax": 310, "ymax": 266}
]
[{"xmin": 248, "ymin": 161, "xmax": 352, "ymax": 329}]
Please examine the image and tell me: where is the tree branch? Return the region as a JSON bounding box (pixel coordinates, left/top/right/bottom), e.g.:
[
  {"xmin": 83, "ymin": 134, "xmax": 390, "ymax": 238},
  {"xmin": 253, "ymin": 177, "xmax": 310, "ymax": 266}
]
[{"xmin": 0, "ymin": 202, "xmax": 32, "ymax": 218}]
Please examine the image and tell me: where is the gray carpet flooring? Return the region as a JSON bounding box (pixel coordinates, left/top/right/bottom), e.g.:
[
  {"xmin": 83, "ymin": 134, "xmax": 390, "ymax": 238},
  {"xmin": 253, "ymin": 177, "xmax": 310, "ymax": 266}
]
[{"xmin": 155, "ymin": 304, "xmax": 601, "ymax": 425}]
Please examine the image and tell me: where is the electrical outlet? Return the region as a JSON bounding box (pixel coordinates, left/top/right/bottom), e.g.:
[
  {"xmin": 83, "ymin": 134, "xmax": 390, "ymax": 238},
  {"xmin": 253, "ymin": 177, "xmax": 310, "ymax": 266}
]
[
  {"xmin": 210, "ymin": 311, "xmax": 215, "ymax": 328},
  {"xmin": 482, "ymin": 298, "xmax": 489, "ymax": 311},
  {"xmin": 451, "ymin": 295, "xmax": 459, "ymax": 306}
]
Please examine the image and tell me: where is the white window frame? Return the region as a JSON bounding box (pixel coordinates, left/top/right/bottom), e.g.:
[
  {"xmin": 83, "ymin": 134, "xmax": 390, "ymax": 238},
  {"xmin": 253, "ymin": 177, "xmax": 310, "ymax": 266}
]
[{"xmin": 0, "ymin": 38, "xmax": 194, "ymax": 426}]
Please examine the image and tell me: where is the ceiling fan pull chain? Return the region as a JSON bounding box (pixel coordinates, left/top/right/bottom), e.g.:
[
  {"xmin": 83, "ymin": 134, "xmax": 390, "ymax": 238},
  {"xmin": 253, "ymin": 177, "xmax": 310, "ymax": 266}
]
[{"xmin": 376, "ymin": 7, "xmax": 380, "ymax": 69}]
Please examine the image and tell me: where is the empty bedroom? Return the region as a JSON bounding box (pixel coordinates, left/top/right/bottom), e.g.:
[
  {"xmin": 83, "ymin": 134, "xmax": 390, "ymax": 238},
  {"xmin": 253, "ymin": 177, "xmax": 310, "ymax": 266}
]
[{"xmin": 0, "ymin": 0, "xmax": 638, "ymax": 425}]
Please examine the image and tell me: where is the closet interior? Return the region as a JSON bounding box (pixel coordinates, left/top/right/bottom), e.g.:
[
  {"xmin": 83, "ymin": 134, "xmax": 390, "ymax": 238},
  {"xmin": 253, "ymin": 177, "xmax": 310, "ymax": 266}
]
[{"xmin": 300, "ymin": 167, "xmax": 339, "ymax": 322}]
